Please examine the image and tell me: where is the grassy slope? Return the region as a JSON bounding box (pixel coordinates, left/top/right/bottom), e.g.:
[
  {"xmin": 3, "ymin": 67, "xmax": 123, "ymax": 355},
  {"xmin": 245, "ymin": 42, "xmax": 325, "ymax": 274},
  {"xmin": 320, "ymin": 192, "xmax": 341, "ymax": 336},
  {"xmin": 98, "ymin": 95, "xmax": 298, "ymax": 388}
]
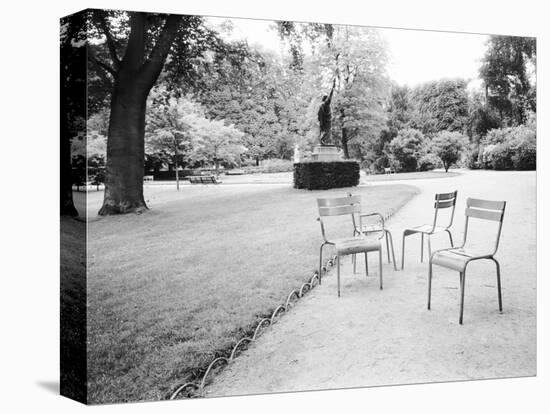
[
  {"xmin": 60, "ymin": 217, "xmax": 87, "ymax": 402},
  {"xmin": 87, "ymin": 184, "xmax": 417, "ymax": 403}
]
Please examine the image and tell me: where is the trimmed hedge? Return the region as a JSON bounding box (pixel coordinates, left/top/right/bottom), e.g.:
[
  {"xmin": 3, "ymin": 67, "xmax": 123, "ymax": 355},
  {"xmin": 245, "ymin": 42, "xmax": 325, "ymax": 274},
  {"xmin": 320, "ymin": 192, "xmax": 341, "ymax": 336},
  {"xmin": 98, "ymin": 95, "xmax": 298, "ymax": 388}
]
[{"xmin": 294, "ymin": 161, "xmax": 360, "ymax": 190}]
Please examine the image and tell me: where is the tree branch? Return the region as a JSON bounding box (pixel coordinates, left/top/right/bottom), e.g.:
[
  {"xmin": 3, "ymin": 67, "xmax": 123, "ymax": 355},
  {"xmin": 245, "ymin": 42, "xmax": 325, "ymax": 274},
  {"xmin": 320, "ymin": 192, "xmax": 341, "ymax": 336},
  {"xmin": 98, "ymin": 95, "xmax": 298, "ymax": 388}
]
[
  {"xmin": 95, "ymin": 10, "xmax": 120, "ymax": 69},
  {"xmin": 141, "ymin": 14, "xmax": 183, "ymax": 85},
  {"xmin": 87, "ymin": 45, "xmax": 116, "ymax": 77}
]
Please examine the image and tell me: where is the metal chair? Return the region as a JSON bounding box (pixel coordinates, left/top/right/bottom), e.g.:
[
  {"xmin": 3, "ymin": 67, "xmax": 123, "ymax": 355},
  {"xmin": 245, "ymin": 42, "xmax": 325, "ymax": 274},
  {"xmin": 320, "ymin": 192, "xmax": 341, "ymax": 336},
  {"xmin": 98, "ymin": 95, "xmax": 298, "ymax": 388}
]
[
  {"xmin": 317, "ymin": 196, "xmax": 383, "ymax": 296},
  {"xmin": 348, "ymin": 193, "xmax": 397, "ymax": 271},
  {"xmin": 428, "ymin": 198, "xmax": 506, "ymax": 324},
  {"xmin": 401, "ymin": 191, "xmax": 457, "ymax": 269}
]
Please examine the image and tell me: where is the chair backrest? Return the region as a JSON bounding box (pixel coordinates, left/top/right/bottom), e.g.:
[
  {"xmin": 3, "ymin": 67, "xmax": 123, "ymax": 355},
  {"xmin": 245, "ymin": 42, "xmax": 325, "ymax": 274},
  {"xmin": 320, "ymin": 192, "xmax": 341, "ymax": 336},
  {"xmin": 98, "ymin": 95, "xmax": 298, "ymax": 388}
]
[
  {"xmin": 431, "ymin": 191, "xmax": 458, "ymax": 230},
  {"xmin": 463, "ymin": 198, "xmax": 506, "ymax": 254},
  {"xmin": 317, "ymin": 195, "xmax": 362, "ymax": 217}
]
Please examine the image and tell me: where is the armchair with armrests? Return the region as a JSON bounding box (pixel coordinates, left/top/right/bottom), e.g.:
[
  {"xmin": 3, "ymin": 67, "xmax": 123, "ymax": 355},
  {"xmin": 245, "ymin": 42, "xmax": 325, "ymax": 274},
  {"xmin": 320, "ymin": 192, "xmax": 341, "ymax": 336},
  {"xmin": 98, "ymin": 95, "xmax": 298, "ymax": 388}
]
[{"xmin": 317, "ymin": 196, "xmax": 383, "ymax": 296}]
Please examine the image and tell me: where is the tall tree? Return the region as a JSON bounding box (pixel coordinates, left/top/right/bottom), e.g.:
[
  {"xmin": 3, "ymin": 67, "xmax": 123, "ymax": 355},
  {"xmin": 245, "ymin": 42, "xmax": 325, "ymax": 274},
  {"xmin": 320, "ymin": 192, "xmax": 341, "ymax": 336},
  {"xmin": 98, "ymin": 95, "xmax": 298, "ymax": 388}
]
[
  {"xmin": 412, "ymin": 78, "xmax": 469, "ymax": 137},
  {"xmin": 480, "ymin": 35, "xmax": 536, "ymax": 126},
  {"xmin": 88, "ymin": 11, "xmax": 186, "ymax": 214},
  {"xmin": 60, "ymin": 13, "xmax": 87, "ymax": 216}
]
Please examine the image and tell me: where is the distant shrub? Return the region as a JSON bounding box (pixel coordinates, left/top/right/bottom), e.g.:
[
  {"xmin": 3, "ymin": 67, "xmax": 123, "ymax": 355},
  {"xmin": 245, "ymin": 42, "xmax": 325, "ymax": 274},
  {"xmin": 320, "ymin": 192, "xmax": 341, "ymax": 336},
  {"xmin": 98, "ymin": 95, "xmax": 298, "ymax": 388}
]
[
  {"xmin": 388, "ymin": 128, "xmax": 426, "ymax": 172},
  {"xmin": 465, "ymin": 145, "xmax": 482, "ymax": 169},
  {"xmin": 261, "ymin": 158, "xmax": 294, "ymax": 173},
  {"xmin": 242, "ymin": 158, "xmax": 294, "ymax": 174},
  {"xmin": 417, "ymin": 153, "xmax": 441, "ymax": 171},
  {"xmin": 513, "ymin": 137, "xmax": 536, "ymax": 170},
  {"xmin": 479, "ymin": 124, "xmax": 536, "ymax": 170},
  {"xmin": 294, "ymin": 161, "xmax": 360, "ymax": 190},
  {"xmin": 431, "ymin": 131, "xmax": 467, "ymax": 172}
]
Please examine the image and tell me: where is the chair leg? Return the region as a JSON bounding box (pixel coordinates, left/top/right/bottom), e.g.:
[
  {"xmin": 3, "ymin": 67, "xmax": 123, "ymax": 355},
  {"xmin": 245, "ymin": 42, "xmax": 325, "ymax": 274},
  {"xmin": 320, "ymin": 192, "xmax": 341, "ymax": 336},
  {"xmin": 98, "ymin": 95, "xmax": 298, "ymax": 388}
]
[
  {"xmin": 401, "ymin": 232, "xmax": 407, "ymax": 270},
  {"xmin": 379, "ymin": 249, "xmax": 383, "ymax": 290},
  {"xmin": 420, "ymin": 233, "xmax": 424, "ymax": 262},
  {"xmin": 353, "ymin": 253, "xmax": 356, "ymax": 274},
  {"xmin": 385, "ymin": 232, "xmax": 390, "ymax": 263},
  {"xmin": 459, "ymin": 271, "xmax": 466, "ymax": 325},
  {"xmin": 427, "ymin": 234, "xmax": 432, "ymax": 261},
  {"xmin": 319, "ymin": 244, "xmax": 324, "ymax": 285},
  {"xmin": 364, "ymin": 252, "xmax": 368, "ymax": 278},
  {"xmin": 337, "ymin": 255, "xmax": 341, "ymax": 297},
  {"xmin": 428, "ymin": 260, "xmax": 433, "ymax": 310},
  {"xmin": 492, "ymin": 257, "xmax": 503, "ymax": 312},
  {"xmin": 445, "ymin": 229, "xmax": 454, "ymax": 247},
  {"xmin": 387, "ymin": 230, "xmax": 397, "ymax": 271}
]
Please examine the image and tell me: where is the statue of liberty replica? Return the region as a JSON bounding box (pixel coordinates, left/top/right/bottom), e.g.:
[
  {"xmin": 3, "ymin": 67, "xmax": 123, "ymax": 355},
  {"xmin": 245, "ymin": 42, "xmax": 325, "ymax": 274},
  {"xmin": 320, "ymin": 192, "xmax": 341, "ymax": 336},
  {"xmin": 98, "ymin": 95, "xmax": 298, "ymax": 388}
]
[
  {"xmin": 318, "ymin": 79, "xmax": 336, "ymax": 146},
  {"xmin": 293, "ymin": 77, "xmax": 358, "ymax": 190}
]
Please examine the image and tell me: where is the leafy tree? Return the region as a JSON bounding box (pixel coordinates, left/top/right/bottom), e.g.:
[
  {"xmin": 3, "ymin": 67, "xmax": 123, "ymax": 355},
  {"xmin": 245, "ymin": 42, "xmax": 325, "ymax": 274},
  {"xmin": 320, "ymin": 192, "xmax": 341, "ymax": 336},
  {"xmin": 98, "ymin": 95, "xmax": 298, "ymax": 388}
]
[
  {"xmin": 188, "ymin": 118, "xmax": 245, "ymax": 173},
  {"xmin": 60, "ymin": 14, "xmax": 88, "ymax": 216},
  {"xmin": 431, "ymin": 131, "xmax": 467, "ymax": 172},
  {"xmin": 412, "ymin": 78, "xmax": 469, "ymax": 136},
  {"xmin": 480, "ymin": 35, "xmax": 536, "ymax": 126},
  {"xmin": 388, "ymin": 128, "xmax": 426, "ymax": 172},
  {"xmin": 87, "ymin": 10, "xmax": 223, "ymax": 214},
  {"xmin": 145, "ymin": 87, "xmax": 199, "ymax": 189}
]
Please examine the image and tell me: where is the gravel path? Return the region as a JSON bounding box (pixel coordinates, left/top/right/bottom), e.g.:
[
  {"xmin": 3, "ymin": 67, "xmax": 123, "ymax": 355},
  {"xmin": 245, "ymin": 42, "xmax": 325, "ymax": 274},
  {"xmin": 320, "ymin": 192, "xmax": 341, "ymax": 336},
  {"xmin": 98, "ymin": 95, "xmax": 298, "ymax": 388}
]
[{"xmin": 205, "ymin": 170, "xmax": 536, "ymax": 397}]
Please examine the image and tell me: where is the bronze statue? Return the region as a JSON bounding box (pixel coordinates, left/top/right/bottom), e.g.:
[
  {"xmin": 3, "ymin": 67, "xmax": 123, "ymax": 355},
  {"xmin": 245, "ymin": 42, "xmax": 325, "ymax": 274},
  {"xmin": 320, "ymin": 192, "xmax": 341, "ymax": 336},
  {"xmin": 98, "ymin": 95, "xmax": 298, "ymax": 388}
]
[{"xmin": 318, "ymin": 79, "xmax": 336, "ymax": 146}]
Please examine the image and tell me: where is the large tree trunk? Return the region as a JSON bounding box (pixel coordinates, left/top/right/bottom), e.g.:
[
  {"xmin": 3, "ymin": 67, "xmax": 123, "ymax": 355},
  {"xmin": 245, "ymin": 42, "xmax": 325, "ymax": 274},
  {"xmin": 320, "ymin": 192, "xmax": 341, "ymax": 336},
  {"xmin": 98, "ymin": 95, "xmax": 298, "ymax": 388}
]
[
  {"xmin": 60, "ymin": 127, "xmax": 78, "ymax": 216},
  {"xmin": 98, "ymin": 80, "xmax": 149, "ymax": 214}
]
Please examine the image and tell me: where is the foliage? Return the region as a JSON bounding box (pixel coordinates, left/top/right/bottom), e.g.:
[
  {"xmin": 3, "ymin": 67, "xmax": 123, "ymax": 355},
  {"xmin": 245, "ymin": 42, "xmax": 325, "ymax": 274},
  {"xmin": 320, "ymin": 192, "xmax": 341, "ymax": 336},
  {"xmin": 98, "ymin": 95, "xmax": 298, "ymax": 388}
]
[
  {"xmin": 417, "ymin": 153, "xmax": 442, "ymax": 171},
  {"xmin": 388, "ymin": 128, "xmax": 426, "ymax": 172},
  {"xmin": 293, "ymin": 161, "xmax": 360, "ymax": 190},
  {"xmin": 466, "ymin": 92, "xmax": 502, "ymax": 142},
  {"xmin": 480, "ymin": 35, "xmax": 536, "ymax": 126},
  {"xmin": 431, "ymin": 131, "xmax": 467, "ymax": 172},
  {"xmin": 145, "ymin": 87, "xmax": 197, "ymax": 170},
  {"xmin": 412, "ymin": 78, "xmax": 469, "ymax": 136},
  {"xmin": 479, "ymin": 124, "xmax": 536, "ymax": 170}
]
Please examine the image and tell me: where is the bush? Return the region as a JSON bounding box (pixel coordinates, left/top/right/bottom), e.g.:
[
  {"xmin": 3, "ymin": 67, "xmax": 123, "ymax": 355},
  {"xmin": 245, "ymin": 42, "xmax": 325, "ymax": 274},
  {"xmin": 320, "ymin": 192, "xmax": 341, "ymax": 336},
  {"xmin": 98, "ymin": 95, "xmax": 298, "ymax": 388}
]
[
  {"xmin": 465, "ymin": 145, "xmax": 482, "ymax": 169},
  {"xmin": 260, "ymin": 158, "xmax": 294, "ymax": 173},
  {"xmin": 417, "ymin": 153, "xmax": 441, "ymax": 171},
  {"xmin": 241, "ymin": 159, "xmax": 294, "ymax": 174},
  {"xmin": 294, "ymin": 161, "xmax": 360, "ymax": 190},
  {"xmin": 513, "ymin": 138, "xmax": 536, "ymax": 170},
  {"xmin": 431, "ymin": 131, "xmax": 467, "ymax": 172},
  {"xmin": 388, "ymin": 129, "xmax": 426, "ymax": 172},
  {"xmin": 479, "ymin": 124, "xmax": 536, "ymax": 170},
  {"xmin": 489, "ymin": 144, "xmax": 515, "ymax": 170}
]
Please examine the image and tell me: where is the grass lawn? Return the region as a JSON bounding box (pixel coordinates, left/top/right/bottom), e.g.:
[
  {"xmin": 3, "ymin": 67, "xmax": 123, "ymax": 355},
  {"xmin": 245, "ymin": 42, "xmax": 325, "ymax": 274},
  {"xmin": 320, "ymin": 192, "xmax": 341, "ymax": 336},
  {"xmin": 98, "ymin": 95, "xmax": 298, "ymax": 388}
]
[
  {"xmin": 87, "ymin": 183, "xmax": 418, "ymax": 403},
  {"xmin": 60, "ymin": 217, "xmax": 86, "ymax": 402},
  {"xmin": 363, "ymin": 170, "xmax": 460, "ymax": 182}
]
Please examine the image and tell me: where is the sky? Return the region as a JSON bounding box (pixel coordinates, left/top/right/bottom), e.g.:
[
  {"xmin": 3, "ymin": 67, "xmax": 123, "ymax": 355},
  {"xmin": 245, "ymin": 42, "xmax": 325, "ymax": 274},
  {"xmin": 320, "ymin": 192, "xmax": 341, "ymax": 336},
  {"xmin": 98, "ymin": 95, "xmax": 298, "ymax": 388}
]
[{"xmin": 207, "ymin": 17, "xmax": 489, "ymax": 88}]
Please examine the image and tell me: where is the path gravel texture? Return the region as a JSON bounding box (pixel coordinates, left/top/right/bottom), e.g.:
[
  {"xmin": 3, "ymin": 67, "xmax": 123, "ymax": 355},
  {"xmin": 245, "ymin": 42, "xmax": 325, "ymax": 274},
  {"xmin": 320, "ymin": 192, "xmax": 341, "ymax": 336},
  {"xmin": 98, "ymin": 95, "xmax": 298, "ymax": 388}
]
[{"xmin": 205, "ymin": 170, "xmax": 536, "ymax": 397}]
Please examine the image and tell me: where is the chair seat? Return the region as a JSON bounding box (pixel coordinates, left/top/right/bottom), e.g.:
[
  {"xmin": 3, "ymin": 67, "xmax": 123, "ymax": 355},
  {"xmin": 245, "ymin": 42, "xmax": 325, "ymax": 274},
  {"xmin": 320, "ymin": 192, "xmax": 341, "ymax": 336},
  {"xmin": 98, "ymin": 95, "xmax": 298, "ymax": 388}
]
[
  {"xmin": 431, "ymin": 248, "xmax": 483, "ymax": 271},
  {"xmin": 356, "ymin": 225, "xmax": 387, "ymax": 234},
  {"xmin": 334, "ymin": 236, "xmax": 381, "ymax": 256},
  {"xmin": 405, "ymin": 224, "xmax": 449, "ymax": 235}
]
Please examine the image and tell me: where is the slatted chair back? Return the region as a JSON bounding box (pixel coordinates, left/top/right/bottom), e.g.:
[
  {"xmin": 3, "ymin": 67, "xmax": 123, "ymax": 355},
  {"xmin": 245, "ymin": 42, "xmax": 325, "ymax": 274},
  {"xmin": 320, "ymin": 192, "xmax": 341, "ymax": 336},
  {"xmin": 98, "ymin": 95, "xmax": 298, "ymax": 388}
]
[
  {"xmin": 431, "ymin": 191, "xmax": 458, "ymax": 231},
  {"xmin": 317, "ymin": 196, "xmax": 362, "ymax": 217},
  {"xmin": 317, "ymin": 196, "xmax": 362, "ymax": 242},
  {"xmin": 462, "ymin": 198, "xmax": 506, "ymax": 255}
]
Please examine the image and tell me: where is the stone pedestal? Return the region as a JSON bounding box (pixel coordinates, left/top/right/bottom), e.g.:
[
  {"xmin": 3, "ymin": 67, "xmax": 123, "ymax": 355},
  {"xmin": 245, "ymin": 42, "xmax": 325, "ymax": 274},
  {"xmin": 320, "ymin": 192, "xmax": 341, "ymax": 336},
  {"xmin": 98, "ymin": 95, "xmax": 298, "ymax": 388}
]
[{"xmin": 311, "ymin": 145, "xmax": 342, "ymax": 162}]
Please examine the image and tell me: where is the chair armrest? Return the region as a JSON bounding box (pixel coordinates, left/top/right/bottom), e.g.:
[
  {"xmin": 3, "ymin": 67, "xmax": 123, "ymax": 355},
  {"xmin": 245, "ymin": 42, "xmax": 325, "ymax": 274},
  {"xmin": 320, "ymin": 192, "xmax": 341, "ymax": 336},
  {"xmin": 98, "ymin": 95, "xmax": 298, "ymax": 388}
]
[{"xmin": 317, "ymin": 217, "xmax": 329, "ymax": 243}]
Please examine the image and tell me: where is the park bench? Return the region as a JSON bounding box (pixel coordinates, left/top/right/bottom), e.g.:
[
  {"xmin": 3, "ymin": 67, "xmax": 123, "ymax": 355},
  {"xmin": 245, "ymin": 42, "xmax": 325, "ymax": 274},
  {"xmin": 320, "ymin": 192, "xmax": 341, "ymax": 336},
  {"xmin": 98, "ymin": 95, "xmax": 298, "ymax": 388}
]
[
  {"xmin": 384, "ymin": 167, "xmax": 395, "ymax": 174},
  {"xmin": 189, "ymin": 175, "xmax": 221, "ymax": 184}
]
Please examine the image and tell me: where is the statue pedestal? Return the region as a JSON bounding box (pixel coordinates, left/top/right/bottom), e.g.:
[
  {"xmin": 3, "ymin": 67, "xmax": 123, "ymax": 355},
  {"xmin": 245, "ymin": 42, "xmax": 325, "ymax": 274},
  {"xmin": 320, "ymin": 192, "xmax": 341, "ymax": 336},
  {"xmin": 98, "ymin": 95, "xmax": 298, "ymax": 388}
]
[{"xmin": 311, "ymin": 145, "xmax": 342, "ymax": 162}]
